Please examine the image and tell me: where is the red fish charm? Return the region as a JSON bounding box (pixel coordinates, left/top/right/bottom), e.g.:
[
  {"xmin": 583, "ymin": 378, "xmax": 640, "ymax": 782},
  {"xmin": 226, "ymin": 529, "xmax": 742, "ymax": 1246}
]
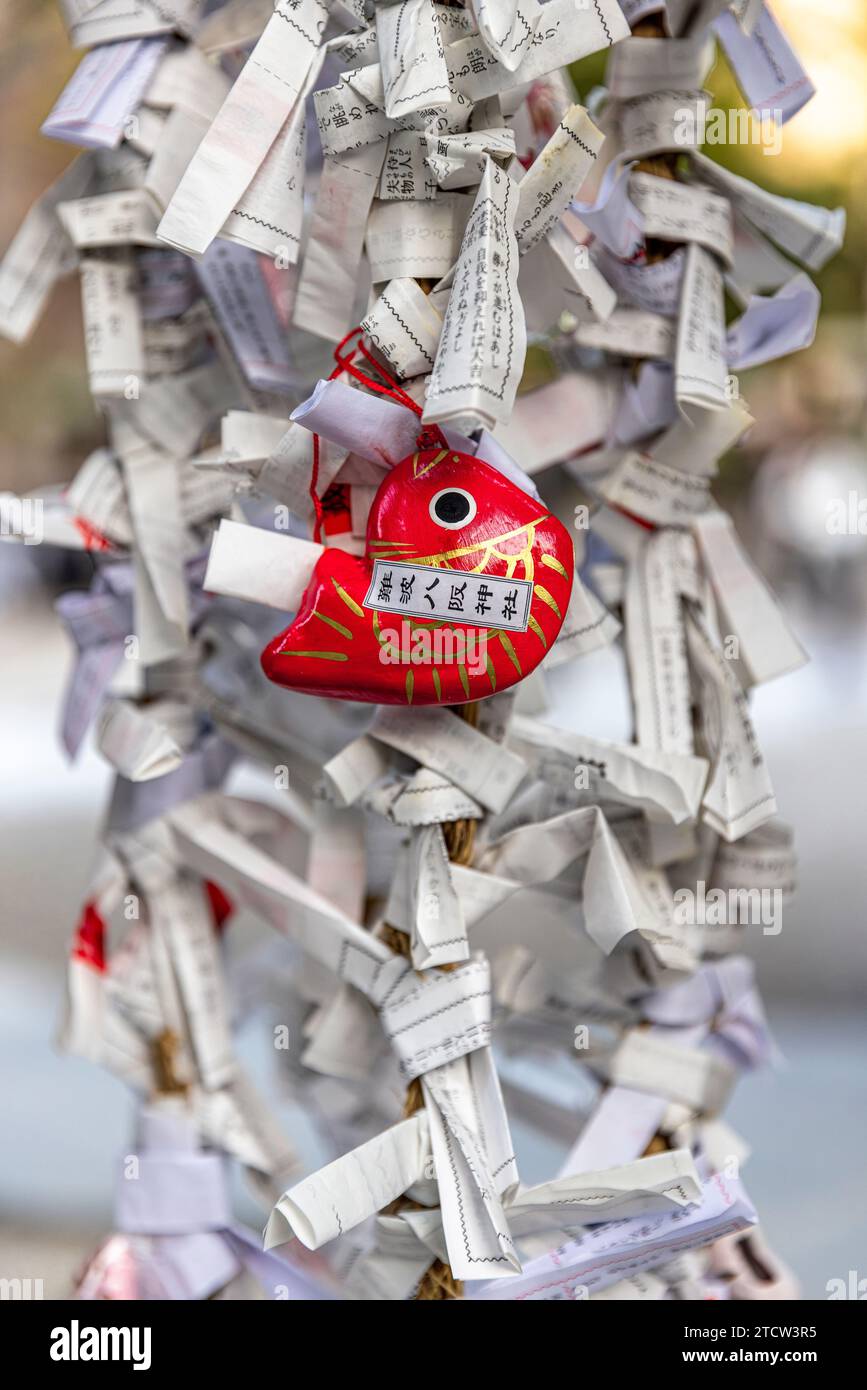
[{"xmin": 261, "ymin": 446, "xmax": 574, "ymax": 705}]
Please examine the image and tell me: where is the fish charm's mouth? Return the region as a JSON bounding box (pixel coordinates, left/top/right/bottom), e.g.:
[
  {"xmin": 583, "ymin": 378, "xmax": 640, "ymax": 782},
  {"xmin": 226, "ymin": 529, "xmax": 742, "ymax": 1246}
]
[{"xmin": 261, "ymin": 447, "xmax": 574, "ymax": 706}]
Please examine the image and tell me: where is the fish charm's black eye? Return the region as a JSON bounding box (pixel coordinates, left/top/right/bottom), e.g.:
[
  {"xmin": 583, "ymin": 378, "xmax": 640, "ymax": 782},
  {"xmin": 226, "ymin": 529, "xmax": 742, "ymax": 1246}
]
[{"xmin": 429, "ymin": 487, "xmax": 477, "ymax": 529}]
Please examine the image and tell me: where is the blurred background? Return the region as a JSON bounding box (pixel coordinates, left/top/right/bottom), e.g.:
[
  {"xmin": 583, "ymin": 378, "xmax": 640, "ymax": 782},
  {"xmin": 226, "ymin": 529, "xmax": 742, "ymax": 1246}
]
[{"xmin": 1, "ymin": 0, "xmax": 865, "ymax": 1299}]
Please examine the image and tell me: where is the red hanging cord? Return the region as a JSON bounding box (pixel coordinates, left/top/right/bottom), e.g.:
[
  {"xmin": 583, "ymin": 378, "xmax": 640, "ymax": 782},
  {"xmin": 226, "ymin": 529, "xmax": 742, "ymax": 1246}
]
[
  {"xmin": 310, "ymin": 430, "xmax": 325, "ymax": 543},
  {"xmin": 308, "ymin": 327, "xmax": 445, "ymax": 541},
  {"xmin": 333, "ymin": 326, "xmax": 422, "ymax": 414}
]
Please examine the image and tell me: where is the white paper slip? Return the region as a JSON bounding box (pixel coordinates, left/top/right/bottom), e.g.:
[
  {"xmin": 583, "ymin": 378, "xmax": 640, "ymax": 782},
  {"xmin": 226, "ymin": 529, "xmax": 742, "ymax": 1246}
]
[
  {"xmin": 378, "ymin": 0, "xmax": 451, "ymax": 120},
  {"xmin": 689, "ymin": 152, "xmax": 845, "ymax": 273},
  {"xmin": 652, "ymin": 397, "xmax": 753, "ymax": 478},
  {"xmin": 423, "ymin": 1051, "xmax": 520, "ymax": 1280},
  {"xmin": 378, "ymin": 131, "xmax": 437, "ymax": 202},
  {"xmin": 573, "ymin": 159, "xmax": 642, "ymax": 258},
  {"xmin": 265, "ymin": 1114, "xmax": 430, "ymax": 1249},
  {"xmin": 57, "ymin": 189, "xmax": 160, "ymax": 249},
  {"xmin": 0, "ymin": 154, "xmax": 96, "ymax": 343},
  {"xmin": 109, "ymin": 362, "xmax": 229, "ymax": 458},
  {"xmin": 425, "ymin": 128, "xmax": 516, "ymax": 193},
  {"xmin": 514, "ymin": 105, "xmax": 603, "ymax": 255},
  {"xmin": 156, "ymin": 877, "xmax": 237, "ymax": 1092},
  {"xmin": 42, "ymin": 38, "xmax": 167, "ymax": 150},
  {"xmin": 197, "ymin": 0, "xmax": 274, "ymax": 54},
  {"xmin": 710, "ymin": 820, "xmax": 796, "ymax": 899},
  {"xmin": 685, "ymin": 611, "xmax": 777, "ymax": 842},
  {"xmin": 313, "ymin": 72, "xmax": 394, "ymax": 160},
  {"xmin": 513, "ymin": 719, "xmax": 707, "ymax": 824},
  {"xmin": 675, "ymin": 242, "xmax": 728, "ymax": 417},
  {"xmin": 96, "ymin": 700, "xmax": 182, "ymax": 782},
  {"xmin": 606, "ymin": 35, "xmax": 715, "ymax": 100},
  {"xmin": 60, "ymin": 1, "xmax": 203, "ymax": 47},
  {"xmin": 291, "ymin": 377, "xmax": 420, "ymax": 467},
  {"xmin": 466, "ymin": 0, "xmax": 542, "ymax": 72},
  {"xmin": 559, "ymin": 1086, "xmax": 669, "ymax": 1176},
  {"xmin": 370, "ymin": 706, "xmax": 528, "ymax": 813},
  {"xmin": 595, "ymin": 452, "xmax": 713, "ymax": 527},
  {"xmin": 630, "ymin": 172, "xmax": 734, "ymax": 268},
  {"xmin": 597, "ymin": 1028, "xmax": 736, "ymax": 1115},
  {"xmin": 218, "ymin": 93, "xmax": 309, "ymax": 263},
  {"xmin": 366, "ymin": 195, "xmax": 468, "ymax": 284},
  {"xmin": 506, "ymin": 1149, "xmax": 701, "ymax": 1236},
  {"xmin": 618, "ymin": 90, "xmax": 706, "ymax": 160},
  {"xmin": 204, "ymin": 520, "xmax": 322, "ymax": 613},
  {"xmin": 596, "ymin": 246, "xmax": 685, "ymax": 318},
  {"xmin": 369, "ymin": 766, "xmax": 483, "ymax": 828},
  {"xmin": 362, "ymin": 278, "xmax": 443, "ymax": 379},
  {"xmin": 541, "ymin": 574, "xmax": 620, "ymax": 666},
  {"xmin": 493, "ymin": 370, "xmax": 616, "ymax": 473},
  {"xmin": 325, "ymin": 22, "xmax": 380, "ymax": 71},
  {"xmin": 423, "ymin": 162, "xmax": 525, "ymax": 434},
  {"xmin": 169, "ymin": 801, "xmax": 406, "ymax": 1004},
  {"xmin": 380, "ymin": 956, "xmax": 491, "ymax": 1079},
  {"xmin": 447, "ymin": 0, "xmax": 629, "ymax": 104},
  {"xmin": 323, "ymin": 735, "xmax": 392, "ymax": 807},
  {"xmin": 157, "ymin": 0, "xmax": 328, "ymax": 257},
  {"xmin": 729, "ymin": 0, "xmax": 764, "ymax": 32},
  {"xmin": 692, "ymin": 508, "xmax": 807, "ymax": 686},
  {"xmin": 471, "ymin": 1173, "xmax": 757, "ymax": 1299},
  {"xmin": 195, "ymin": 1067, "xmax": 299, "ymax": 1182},
  {"xmin": 144, "ymin": 107, "xmax": 211, "ymax": 215},
  {"xmin": 293, "ymin": 142, "xmax": 386, "ymax": 342},
  {"xmin": 726, "ymin": 274, "xmax": 819, "ymax": 371},
  {"xmin": 196, "ymin": 240, "xmax": 295, "ymax": 396},
  {"xmin": 574, "ymin": 308, "xmax": 673, "ymax": 359},
  {"xmin": 121, "ymin": 439, "xmax": 188, "ymax": 633},
  {"xmin": 624, "ymin": 530, "xmax": 694, "ymax": 756},
  {"xmin": 80, "ymin": 252, "xmax": 145, "ymax": 397},
  {"xmin": 251, "ymin": 424, "xmax": 346, "ymax": 518},
  {"xmin": 522, "ymin": 223, "xmax": 615, "ymax": 332},
  {"xmin": 715, "ymin": 4, "xmax": 814, "ymax": 125},
  {"xmin": 404, "ymin": 823, "xmax": 469, "ymax": 968}
]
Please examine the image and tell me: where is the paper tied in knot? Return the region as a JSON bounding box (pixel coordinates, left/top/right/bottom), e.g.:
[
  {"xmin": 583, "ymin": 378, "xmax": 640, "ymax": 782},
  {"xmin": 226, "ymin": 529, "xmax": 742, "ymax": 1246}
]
[
  {"xmin": 642, "ymin": 956, "xmax": 775, "ymax": 1073},
  {"xmin": 55, "ymin": 575, "xmax": 134, "ymax": 757},
  {"xmin": 115, "ymin": 1151, "xmax": 232, "ymax": 1235},
  {"xmin": 261, "ymin": 445, "xmax": 574, "ymax": 704},
  {"xmin": 95, "ymin": 1102, "xmax": 334, "ymax": 1300},
  {"xmin": 115, "ymin": 1103, "xmax": 232, "ymax": 1235},
  {"xmin": 378, "ymin": 956, "xmax": 492, "ymax": 1080}
]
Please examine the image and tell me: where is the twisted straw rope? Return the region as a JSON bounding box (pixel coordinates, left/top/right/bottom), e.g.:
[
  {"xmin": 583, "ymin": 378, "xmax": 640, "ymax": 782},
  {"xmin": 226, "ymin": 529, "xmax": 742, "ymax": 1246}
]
[{"xmin": 383, "ymin": 702, "xmax": 481, "ymax": 1300}]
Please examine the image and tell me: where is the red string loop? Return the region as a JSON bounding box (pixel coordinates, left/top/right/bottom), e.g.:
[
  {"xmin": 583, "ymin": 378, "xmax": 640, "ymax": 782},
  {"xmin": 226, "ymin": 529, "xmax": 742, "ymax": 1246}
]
[
  {"xmin": 310, "ymin": 431, "xmax": 325, "ymax": 543},
  {"xmin": 331, "ymin": 326, "xmax": 422, "ymax": 414},
  {"xmin": 309, "ymin": 326, "xmax": 445, "ymax": 541}
]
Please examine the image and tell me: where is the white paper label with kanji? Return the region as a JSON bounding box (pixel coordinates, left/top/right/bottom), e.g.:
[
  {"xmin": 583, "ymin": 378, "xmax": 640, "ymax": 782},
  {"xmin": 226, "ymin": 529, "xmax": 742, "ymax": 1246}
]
[{"xmin": 363, "ymin": 560, "xmax": 532, "ymax": 631}]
